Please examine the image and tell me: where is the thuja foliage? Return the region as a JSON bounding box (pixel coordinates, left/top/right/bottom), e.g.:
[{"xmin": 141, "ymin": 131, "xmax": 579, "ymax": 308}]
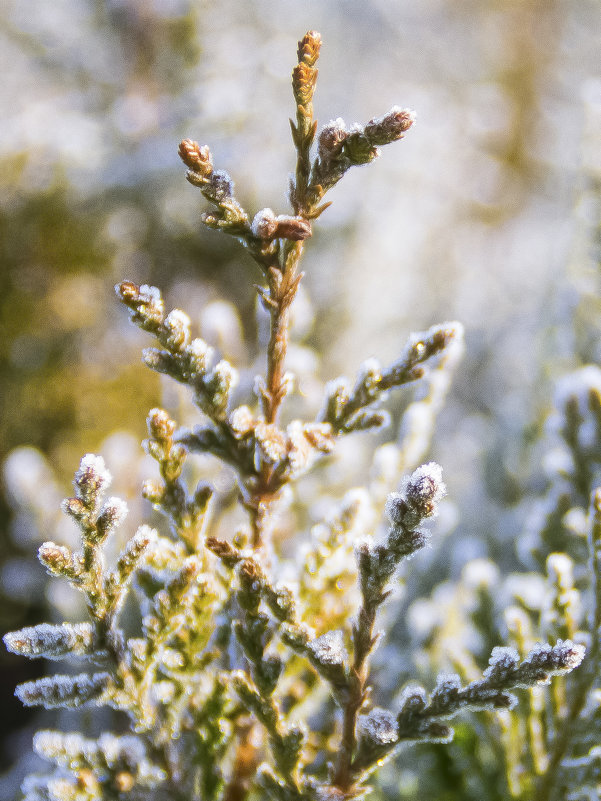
[{"xmin": 4, "ymin": 30, "xmax": 600, "ymax": 801}]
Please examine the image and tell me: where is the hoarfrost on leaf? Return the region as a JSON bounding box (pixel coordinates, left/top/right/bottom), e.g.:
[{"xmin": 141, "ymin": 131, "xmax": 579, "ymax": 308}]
[{"xmin": 309, "ymin": 630, "xmax": 346, "ymax": 666}]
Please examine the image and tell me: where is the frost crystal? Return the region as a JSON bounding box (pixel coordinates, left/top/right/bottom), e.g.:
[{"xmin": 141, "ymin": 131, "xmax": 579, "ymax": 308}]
[
  {"xmin": 386, "ymin": 462, "xmax": 445, "ymax": 528},
  {"xmin": 97, "ymin": 497, "xmax": 128, "ymax": 533},
  {"xmin": 524, "ymin": 639, "xmax": 585, "ymax": 674},
  {"xmin": 405, "ymin": 463, "xmax": 446, "ymax": 509},
  {"xmin": 358, "ymin": 707, "xmax": 399, "ymax": 745},
  {"xmin": 137, "ymin": 284, "xmax": 161, "ymax": 304},
  {"xmin": 74, "ymin": 454, "xmax": 111, "ymax": 504},
  {"xmin": 251, "ymin": 208, "xmax": 277, "ymax": 239},
  {"xmin": 4, "ymin": 622, "xmax": 95, "ymax": 660},
  {"xmin": 16, "ymin": 672, "xmax": 110, "ymax": 708},
  {"xmin": 186, "ymin": 337, "xmax": 214, "ymax": 373},
  {"xmin": 209, "ymin": 170, "xmax": 234, "ymax": 200},
  {"xmin": 484, "ymin": 646, "xmax": 520, "ymax": 680},
  {"xmin": 434, "ymin": 672, "xmax": 462, "ymax": 694},
  {"xmin": 308, "ymin": 630, "xmax": 346, "ymax": 666},
  {"xmin": 164, "ymin": 309, "xmax": 192, "ymax": 349},
  {"xmin": 398, "ymin": 684, "xmax": 427, "ymax": 713}
]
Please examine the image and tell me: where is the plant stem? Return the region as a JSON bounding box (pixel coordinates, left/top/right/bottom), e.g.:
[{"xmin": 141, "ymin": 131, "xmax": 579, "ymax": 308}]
[{"xmin": 332, "ymin": 601, "xmax": 377, "ymax": 790}]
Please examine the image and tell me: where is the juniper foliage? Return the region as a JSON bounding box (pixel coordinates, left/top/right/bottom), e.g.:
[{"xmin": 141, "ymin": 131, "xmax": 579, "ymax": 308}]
[{"xmin": 3, "ymin": 30, "xmax": 599, "ymax": 801}]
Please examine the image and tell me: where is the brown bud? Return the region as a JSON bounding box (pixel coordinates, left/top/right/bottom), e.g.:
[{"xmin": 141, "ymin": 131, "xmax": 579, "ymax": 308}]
[
  {"xmin": 364, "ymin": 107, "xmax": 416, "ymax": 146},
  {"xmin": 77, "ymin": 769, "xmax": 99, "ymax": 793},
  {"xmin": 297, "ymin": 31, "xmax": 322, "ymax": 66},
  {"xmin": 114, "ymin": 772, "xmax": 135, "ymax": 793},
  {"xmin": 178, "ymin": 139, "xmax": 213, "ymax": 177},
  {"xmin": 38, "ymin": 542, "xmax": 76, "ymax": 577},
  {"xmin": 239, "ymin": 558, "xmax": 264, "ymax": 588},
  {"xmin": 303, "ymin": 422, "xmax": 335, "ymax": 453},
  {"xmin": 147, "ymin": 407, "xmax": 176, "ymax": 441},
  {"xmin": 116, "ymin": 280, "xmax": 140, "ymax": 303},
  {"xmin": 205, "ymin": 537, "xmax": 241, "ymax": 568},
  {"xmin": 274, "ymin": 216, "xmax": 312, "ymax": 241},
  {"xmin": 61, "ymin": 497, "xmax": 88, "ymax": 521},
  {"xmin": 318, "ymin": 119, "xmax": 347, "ymax": 161},
  {"xmin": 292, "ymin": 63, "xmax": 318, "ymax": 106},
  {"xmin": 252, "ymin": 210, "xmax": 312, "ymax": 242}
]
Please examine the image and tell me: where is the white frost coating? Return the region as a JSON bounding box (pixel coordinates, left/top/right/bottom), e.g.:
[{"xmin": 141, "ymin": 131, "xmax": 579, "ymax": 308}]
[
  {"xmin": 153, "ymin": 680, "xmax": 176, "ymax": 704},
  {"xmin": 398, "ymin": 684, "xmax": 427, "ymax": 712},
  {"xmin": 553, "ymin": 365, "xmax": 601, "ymax": 411},
  {"xmin": 524, "ymin": 639, "xmax": 585, "ymax": 673},
  {"xmin": 160, "ymin": 648, "xmax": 185, "ymax": 670},
  {"xmin": 36, "ymin": 731, "xmax": 91, "ymax": 765},
  {"xmin": 505, "ymin": 572, "xmax": 546, "ymax": 611},
  {"xmin": 164, "ymin": 309, "xmax": 192, "ymax": 347},
  {"xmin": 461, "ymin": 558, "xmax": 500, "ymax": 590},
  {"xmin": 164, "ymin": 308, "xmax": 191, "ymax": 329},
  {"xmin": 138, "ymin": 284, "xmax": 161, "ymax": 303},
  {"xmin": 286, "ymin": 420, "xmax": 313, "ymax": 476},
  {"xmin": 406, "ymin": 462, "xmax": 445, "ymax": 503},
  {"xmin": 484, "ymin": 646, "xmax": 520, "ymax": 678},
  {"xmin": 129, "ymin": 524, "xmax": 157, "ymax": 550},
  {"xmin": 309, "ymin": 630, "xmax": 346, "ymax": 666},
  {"xmin": 562, "ymin": 507, "xmax": 588, "ymax": 537},
  {"xmin": 251, "ymin": 207, "xmax": 276, "ymax": 238},
  {"xmin": 504, "ymin": 605, "xmax": 531, "ymax": 637},
  {"xmin": 3, "ymin": 447, "xmax": 59, "ymax": 510},
  {"xmin": 98, "ymin": 733, "xmax": 145, "ymax": 767},
  {"xmin": 99, "ymin": 496, "xmax": 128, "ymax": 528},
  {"xmin": 434, "ymin": 672, "xmax": 462, "ymax": 694},
  {"xmin": 541, "ymin": 446, "xmax": 573, "ymax": 480},
  {"xmin": 358, "ymin": 707, "xmax": 399, "ymax": 745},
  {"xmin": 317, "ymin": 118, "xmax": 347, "ymax": 160},
  {"xmin": 16, "ymin": 672, "xmax": 110, "ymax": 708},
  {"xmin": 357, "ymin": 357, "xmax": 382, "ymax": 388},
  {"xmin": 546, "ymin": 552, "xmax": 574, "ymax": 586},
  {"xmin": 229, "ymin": 405, "xmax": 255, "ymax": 438},
  {"xmin": 211, "ymin": 359, "xmax": 238, "ymax": 390},
  {"xmin": 186, "ymin": 337, "xmax": 214, "ymax": 371},
  {"xmin": 75, "ymin": 453, "xmax": 111, "ymax": 493},
  {"xmin": 4, "ymin": 622, "xmax": 95, "ymax": 659},
  {"xmin": 386, "ymin": 462, "xmax": 446, "ymax": 526}
]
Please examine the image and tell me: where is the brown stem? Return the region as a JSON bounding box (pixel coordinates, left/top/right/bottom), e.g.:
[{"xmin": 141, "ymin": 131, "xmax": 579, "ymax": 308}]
[
  {"xmin": 245, "ymin": 243, "xmax": 305, "ymax": 550},
  {"xmin": 265, "ymin": 301, "xmax": 291, "ymax": 425},
  {"xmin": 223, "ymin": 721, "xmax": 261, "ymax": 801},
  {"xmin": 264, "ymin": 241, "xmax": 304, "ymax": 424},
  {"xmin": 247, "ymin": 493, "xmax": 273, "ymax": 551},
  {"xmin": 332, "ymin": 605, "xmax": 377, "ymax": 790}
]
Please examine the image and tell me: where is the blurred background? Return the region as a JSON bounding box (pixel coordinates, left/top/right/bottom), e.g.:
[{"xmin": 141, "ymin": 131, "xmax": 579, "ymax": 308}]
[{"xmin": 1, "ymin": 0, "xmax": 600, "ymax": 796}]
